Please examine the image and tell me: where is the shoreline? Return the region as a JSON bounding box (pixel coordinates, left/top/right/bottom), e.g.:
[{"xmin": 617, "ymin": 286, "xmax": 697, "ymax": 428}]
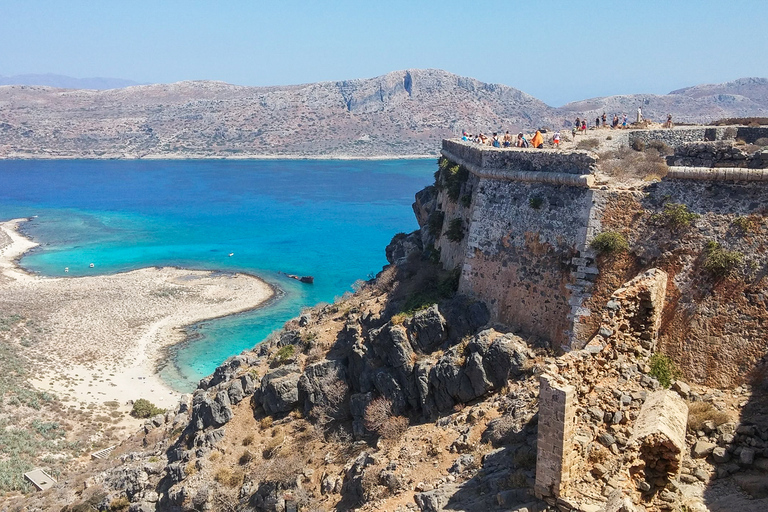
[{"xmin": 0, "ymin": 218, "xmax": 275, "ymax": 430}]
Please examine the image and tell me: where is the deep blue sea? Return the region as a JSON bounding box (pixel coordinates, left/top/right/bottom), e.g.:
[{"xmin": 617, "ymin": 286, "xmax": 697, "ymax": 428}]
[{"xmin": 0, "ymin": 159, "xmax": 434, "ymax": 391}]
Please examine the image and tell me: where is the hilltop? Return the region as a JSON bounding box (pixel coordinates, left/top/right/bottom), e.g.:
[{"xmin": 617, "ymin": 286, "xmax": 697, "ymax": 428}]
[{"xmin": 1, "ymin": 70, "xmax": 767, "ymax": 159}]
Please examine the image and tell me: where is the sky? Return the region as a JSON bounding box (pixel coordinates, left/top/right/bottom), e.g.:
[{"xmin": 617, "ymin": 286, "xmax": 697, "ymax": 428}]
[{"xmin": 1, "ymin": 0, "xmax": 767, "ymax": 106}]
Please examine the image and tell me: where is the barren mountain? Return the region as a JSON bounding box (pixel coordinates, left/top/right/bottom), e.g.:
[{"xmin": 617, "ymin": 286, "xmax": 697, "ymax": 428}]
[
  {"xmin": 1, "ymin": 70, "xmax": 767, "ymax": 158},
  {"xmin": 0, "ymin": 73, "xmax": 140, "ymax": 90},
  {"xmin": 559, "ymin": 77, "xmax": 768, "ymax": 125}
]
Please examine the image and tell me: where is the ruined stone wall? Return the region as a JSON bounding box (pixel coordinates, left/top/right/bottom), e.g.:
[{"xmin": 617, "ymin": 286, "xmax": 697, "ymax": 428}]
[
  {"xmin": 627, "ymin": 126, "xmax": 768, "ymax": 149},
  {"xmin": 435, "ymin": 139, "xmax": 768, "ymax": 380},
  {"xmin": 535, "ymin": 374, "xmax": 576, "ymax": 500},
  {"xmin": 669, "ymin": 141, "xmax": 768, "ymax": 169}
]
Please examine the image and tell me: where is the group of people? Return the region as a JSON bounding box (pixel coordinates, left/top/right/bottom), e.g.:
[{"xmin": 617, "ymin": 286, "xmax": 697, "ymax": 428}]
[
  {"xmin": 461, "ymin": 129, "xmax": 559, "ymax": 149},
  {"xmin": 573, "ymin": 112, "xmax": 629, "ymax": 132}
]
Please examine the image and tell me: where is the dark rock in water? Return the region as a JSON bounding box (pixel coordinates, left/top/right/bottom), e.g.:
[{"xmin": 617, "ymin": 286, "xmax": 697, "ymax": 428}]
[
  {"xmin": 259, "ymin": 364, "xmax": 301, "ymax": 415},
  {"xmin": 298, "ymin": 359, "xmax": 350, "ymax": 419},
  {"xmin": 408, "ymin": 305, "xmax": 447, "ymax": 352}
]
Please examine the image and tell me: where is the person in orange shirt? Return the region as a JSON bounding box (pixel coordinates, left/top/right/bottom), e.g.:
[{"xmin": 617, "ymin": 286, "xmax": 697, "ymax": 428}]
[{"xmin": 531, "ymin": 130, "xmax": 544, "ymax": 149}]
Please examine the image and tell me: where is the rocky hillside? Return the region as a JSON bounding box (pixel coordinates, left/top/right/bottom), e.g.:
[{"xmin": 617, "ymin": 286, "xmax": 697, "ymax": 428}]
[
  {"xmin": 560, "ymin": 78, "xmax": 768, "ymax": 125},
  {"xmin": 1, "ymin": 70, "xmax": 767, "ymax": 159},
  {"xmin": 8, "ymin": 154, "xmax": 768, "ymax": 512}
]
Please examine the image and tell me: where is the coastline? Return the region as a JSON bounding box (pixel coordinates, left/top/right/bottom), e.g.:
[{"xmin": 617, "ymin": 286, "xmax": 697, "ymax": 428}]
[{"xmin": 0, "ymin": 218, "xmax": 274, "ymax": 431}]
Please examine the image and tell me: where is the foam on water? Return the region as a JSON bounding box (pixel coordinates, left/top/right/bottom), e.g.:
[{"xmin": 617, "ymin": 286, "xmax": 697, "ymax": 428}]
[{"xmin": 0, "ymin": 159, "xmax": 434, "ymax": 390}]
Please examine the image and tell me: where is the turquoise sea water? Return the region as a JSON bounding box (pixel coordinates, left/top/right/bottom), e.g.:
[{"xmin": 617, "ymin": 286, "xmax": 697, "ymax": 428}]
[{"xmin": 0, "ymin": 159, "xmax": 435, "ymax": 391}]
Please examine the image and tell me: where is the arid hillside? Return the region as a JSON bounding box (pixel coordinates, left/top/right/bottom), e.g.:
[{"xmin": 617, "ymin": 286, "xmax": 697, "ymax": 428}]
[{"xmin": 1, "ymin": 70, "xmax": 767, "ymax": 159}]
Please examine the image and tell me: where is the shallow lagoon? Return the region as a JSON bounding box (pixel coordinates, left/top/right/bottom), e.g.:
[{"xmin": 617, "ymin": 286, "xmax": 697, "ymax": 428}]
[{"xmin": 0, "ymin": 159, "xmax": 434, "ymax": 390}]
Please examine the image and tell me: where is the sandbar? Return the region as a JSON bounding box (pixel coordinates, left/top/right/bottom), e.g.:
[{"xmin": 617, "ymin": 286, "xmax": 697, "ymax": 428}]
[{"xmin": 0, "ymin": 218, "xmax": 274, "ymax": 429}]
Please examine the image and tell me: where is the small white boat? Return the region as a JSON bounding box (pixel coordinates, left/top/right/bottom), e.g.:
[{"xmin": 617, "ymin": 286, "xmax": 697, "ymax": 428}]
[
  {"xmin": 89, "ymin": 263, "xmax": 94, "ymax": 268},
  {"xmin": 64, "ymin": 267, "xmax": 69, "ymax": 273},
  {"xmin": 228, "ymin": 253, "xmax": 234, "ymax": 257}
]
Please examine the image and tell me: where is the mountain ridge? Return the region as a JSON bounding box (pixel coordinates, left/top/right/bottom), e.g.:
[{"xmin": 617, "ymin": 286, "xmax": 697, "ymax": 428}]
[{"xmin": 1, "ymin": 69, "xmax": 767, "ymax": 158}]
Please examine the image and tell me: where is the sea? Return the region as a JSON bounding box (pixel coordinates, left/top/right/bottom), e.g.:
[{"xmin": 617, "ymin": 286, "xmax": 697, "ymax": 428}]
[{"xmin": 0, "ymin": 159, "xmax": 435, "ymax": 391}]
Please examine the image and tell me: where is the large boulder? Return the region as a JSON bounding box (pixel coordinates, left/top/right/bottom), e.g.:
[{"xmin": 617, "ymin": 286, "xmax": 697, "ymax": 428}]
[
  {"xmin": 483, "ymin": 333, "xmax": 529, "ymax": 387},
  {"xmin": 385, "ymin": 231, "xmax": 423, "ymax": 266},
  {"xmin": 259, "ymin": 365, "xmax": 301, "ymax": 415},
  {"xmin": 408, "ymin": 305, "xmax": 448, "ymax": 352},
  {"xmin": 190, "ymin": 389, "xmax": 234, "ymax": 431},
  {"xmin": 370, "ymin": 323, "xmax": 414, "ymax": 372},
  {"xmin": 298, "ymin": 359, "xmax": 350, "ymax": 419}
]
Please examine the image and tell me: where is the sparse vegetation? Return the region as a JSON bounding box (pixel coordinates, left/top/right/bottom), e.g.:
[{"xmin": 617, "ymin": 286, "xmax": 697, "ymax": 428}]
[
  {"xmin": 214, "ymin": 467, "xmax": 244, "ymax": 488},
  {"xmin": 364, "ymin": 397, "xmax": 408, "ymax": 440},
  {"xmin": 599, "ymin": 146, "xmax": 668, "ymax": 180},
  {"xmin": 427, "ymin": 210, "xmax": 445, "ymax": 237},
  {"xmin": 653, "ymin": 203, "xmax": 698, "ymax": 229},
  {"xmin": 732, "ymin": 215, "xmax": 762, "ymax": 233},
  {"xmin": 648, "ymin": 353, "xmax": 681, "ymax": 388},
  {"xmin": 130, "ymin": 398, "xmax": 166, "ymax": 419},
  {"xmin": 576, "ymin": 138, "xmax": 600, "ymax": 150},
  {"xmin": 590, "ymin": 231, "xmax": 629, "ymax": 254},
  {"xmin": 703, "ymin": 241, "xmax": 742, "ymax": 277},
  {"xmin": 437, "ymin": 159, "xmax": 471, "ymax": 202},
  {"xmin": 400, "ymin": 267, "xmax": 460, "ymax": 314},
  {"xmin": 687, "ymin": 402, "xmax": 730, "ymax": 432},
  {"xmin": 272, "ymin": 344, "xmax": 296, "ymax": 366},
  {"xmin": 446, "ymin": 218, "xmax": 465, "ymax": 242},
  {"xmin": 528, "ymin": 196, "xmax": 544, "ymax": 209},
  {"xmin": 631, "ymin": 139, "xmax": 645, "ymax": 152}
]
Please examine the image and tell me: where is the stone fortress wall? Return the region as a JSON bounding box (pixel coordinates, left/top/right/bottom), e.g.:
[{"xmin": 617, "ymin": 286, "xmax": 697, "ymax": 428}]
[{"xmin": 435, "ymin": 131, "xmax": 768, "ymax": 384}]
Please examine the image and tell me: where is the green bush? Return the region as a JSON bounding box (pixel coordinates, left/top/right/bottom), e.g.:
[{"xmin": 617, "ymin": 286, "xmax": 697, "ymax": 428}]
[
  {"xmin": 703, "ymin": 241, "xmax": 742, "ymax": 277},
  {"xmin": 130, "ymin": 399, "xmax": 166, "ymax": 419},
  {"xmin": 446, "ymin": 218, "xmax": 464, "ymax": 243},
  {"xmin": 272, "ymin": 344, "xmax": 295, "ymax": 366},
  {"xmin": 648, "ymin": 353, "xmax": 681, "ymax": 388},
  {"xmin": 427, "ymin": 211, "xmax": 445, "ymax": 237},
  {"xmin": 654, "ymin": 203, "xmax": 698, "ymax": 229},
  {"xmin": 529, "ymin": 196, "xmax": 544, "ymax": 209},
  {"xmin": 646, "ymin": 140, "xmax": 674, "ymax": 156},
  {"xmin": 401, "ymin": 268, "xmax": 460, "ymax": 314},
  {"xmin": 590, "ymin": 231, "xmax": 629, "ymax": 254}
]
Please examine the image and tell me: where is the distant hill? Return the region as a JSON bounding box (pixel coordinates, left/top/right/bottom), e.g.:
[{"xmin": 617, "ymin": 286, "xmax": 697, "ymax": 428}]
[
  {"xmin": 0, "ymin": 70, "xmax": 767, "ymax": 158},
  {"xmin": 558, "ymin": 77, "xmax": 768, "ymax": 125},
  {"xmin": 0, "ymin": 73, "xmax": 140, "ymax": 90}
]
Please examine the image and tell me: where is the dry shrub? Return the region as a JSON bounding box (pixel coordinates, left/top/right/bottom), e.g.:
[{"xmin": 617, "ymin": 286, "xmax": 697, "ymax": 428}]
[
  {"xmin": 688, "ymin": 402, "xmax": 730, "ymax": 432},
  {"xmin": 242, "ymin": 434, "xmax": 255, "ymax": 446},
  {"xmin": 259, "ymin": 416, "xmax": 273, "ymax": 429},
  {"xmin": 209, "ymin": 451, "xmax": 221, "ymax": 462},
  {"xmin": 263, "ymin": 428, "xmax": 285, "ymax": 459},
  {"xmin": 109, "ymin": 496, "xmax": 130, "ymax": 511},
  {"xmin": 577, "ymin": 138, "xmax": 600, "ymax": 150},
  {"xmin": 587, "ymin": 443, "xmax": 610, "ymax": 464},
  {"xmin": 363, "ymin": 397, "xmax": 408, "ymax": 440},
  {"xmin": 599, "ymin": 147, "xmax": 668, "ymax": 181},
  {"xmin": 214, "ymin": 468, "xmax": 244, "ymax": 488},
  {"xmin": 252, "ymin": 450, "xmax": 304, "ymax": 487},
  {"xmin": 238, "ymin": 450, "xmax": 254, "ymax": 465}
]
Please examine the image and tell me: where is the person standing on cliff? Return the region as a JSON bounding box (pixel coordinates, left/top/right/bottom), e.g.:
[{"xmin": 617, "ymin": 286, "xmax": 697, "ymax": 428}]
[
  {"xmin": 596, "ymin": 116, "xmax": 601, "ymax": 129},
  {"xmin": 575, "ymin": 117, "xmax": 581, "ymax": 134},
  {"xmin": 552, "ymin": 130, "xmax": 561, "ymax": 148},
  {"xmin": 622, "ymin": 113, "xmax": 628, "ymax": 128},
  {"xmin": 637, "ymin": 106, "xmax": 643, "ymax": 123},
  {"xmin": 503, "ymin": 131, "xmax": 512, "ymax": 147},
  {"xmin": 602, "ymin": 112, "xmax": 607, "ymax": 127},
  {"xmin": 532, "ymin": 130, "xmax": 544, "ymax": 149},
  {"xmin": 666, "ymin": 113, "xmax": 673, "ymax": 129}
]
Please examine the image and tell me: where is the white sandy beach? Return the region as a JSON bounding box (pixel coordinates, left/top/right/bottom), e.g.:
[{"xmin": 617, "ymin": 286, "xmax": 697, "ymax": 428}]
[{"xmin": 0, "ymin": 218, "xmax": 273, "ymax": 429}]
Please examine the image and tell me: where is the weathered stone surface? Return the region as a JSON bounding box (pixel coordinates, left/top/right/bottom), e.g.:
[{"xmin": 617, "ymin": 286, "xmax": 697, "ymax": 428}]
[
  {"xmin": 190, "ymin": 389, "xmax": 233, "ymax": 431},
  {"xmin": 408, "ymin": 305, "xmax": 447, "ymax": 352},
  {"xmin": 628, "ymin": 390, "xmax": 688, "ymax": 479},
  {"xmin": 298, "ymin": 359, "xmax": 350, "ymax": 418},
  {"xmin": 692, "ymin": 440, "xmax": 716, "ymax": 459},
  {"xmin": 259, "ymin": 364, "xmax": 301, "ymax": 415}
]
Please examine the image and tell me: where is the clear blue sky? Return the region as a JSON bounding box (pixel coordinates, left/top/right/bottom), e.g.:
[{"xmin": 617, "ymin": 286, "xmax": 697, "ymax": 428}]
[{"xmin": 2, "ymin": 0, "xmax": 766, "ymax": 106}]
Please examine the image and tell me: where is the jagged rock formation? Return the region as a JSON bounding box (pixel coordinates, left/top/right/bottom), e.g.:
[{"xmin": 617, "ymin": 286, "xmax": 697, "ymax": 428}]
[{"xmin": 1, "ymin": 70, "xmax": 767, "ymax": 158}]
